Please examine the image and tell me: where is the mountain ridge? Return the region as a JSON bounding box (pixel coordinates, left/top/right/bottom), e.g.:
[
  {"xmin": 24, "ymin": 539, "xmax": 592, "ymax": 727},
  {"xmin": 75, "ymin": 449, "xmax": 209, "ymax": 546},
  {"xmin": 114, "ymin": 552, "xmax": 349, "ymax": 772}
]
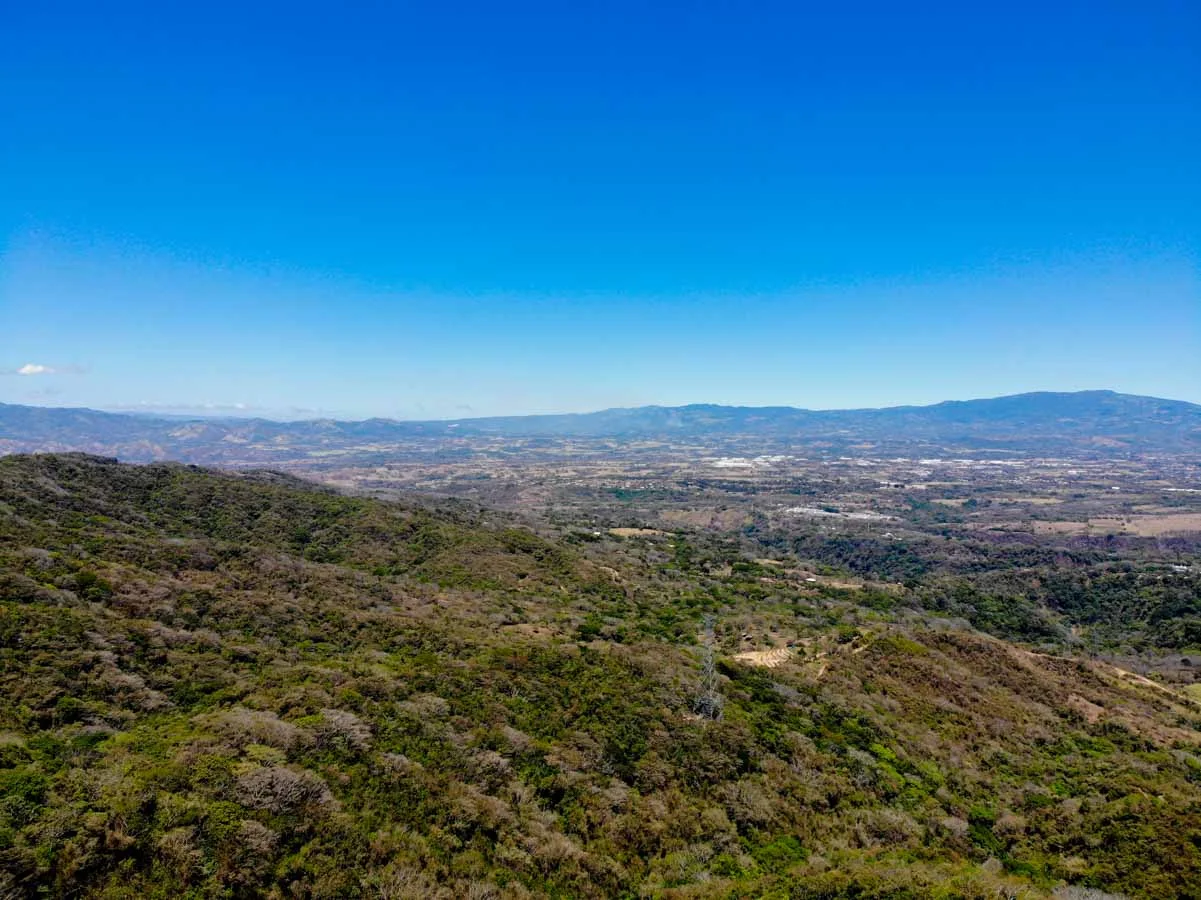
[{"xmin": 2, "ymin": 390, "xmax": 1200, "ymax": 462}]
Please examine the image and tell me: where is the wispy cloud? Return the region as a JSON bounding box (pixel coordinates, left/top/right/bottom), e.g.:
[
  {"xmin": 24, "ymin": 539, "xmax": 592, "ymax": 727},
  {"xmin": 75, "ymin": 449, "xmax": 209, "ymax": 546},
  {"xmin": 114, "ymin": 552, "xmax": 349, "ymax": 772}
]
[{"xmin": 3, "ymin": 362, "xmax": 87, "ymax": 376}]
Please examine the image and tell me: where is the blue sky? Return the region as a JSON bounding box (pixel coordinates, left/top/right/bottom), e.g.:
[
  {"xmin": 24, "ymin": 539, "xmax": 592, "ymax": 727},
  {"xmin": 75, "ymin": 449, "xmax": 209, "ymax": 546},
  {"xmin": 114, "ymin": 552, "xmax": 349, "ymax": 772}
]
[{"xmin": 2, "ymin": 0, "xmax": 1198, "ymax": 418}]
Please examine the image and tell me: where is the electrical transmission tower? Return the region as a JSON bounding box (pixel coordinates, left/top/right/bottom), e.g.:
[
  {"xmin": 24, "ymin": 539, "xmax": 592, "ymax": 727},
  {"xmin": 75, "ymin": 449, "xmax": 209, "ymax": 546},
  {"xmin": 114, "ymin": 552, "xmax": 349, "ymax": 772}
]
[{"xmin": 694, "ymin": 615, "xmax": 723, "ymax": 721}]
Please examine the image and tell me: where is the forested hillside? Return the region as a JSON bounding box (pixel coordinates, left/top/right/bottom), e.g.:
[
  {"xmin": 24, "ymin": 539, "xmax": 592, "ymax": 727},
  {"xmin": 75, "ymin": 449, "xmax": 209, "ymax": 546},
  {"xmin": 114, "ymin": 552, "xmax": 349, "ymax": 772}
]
[{"xmin": 2, "ymin": 455, "xmax": 1201, "ymax": 898}]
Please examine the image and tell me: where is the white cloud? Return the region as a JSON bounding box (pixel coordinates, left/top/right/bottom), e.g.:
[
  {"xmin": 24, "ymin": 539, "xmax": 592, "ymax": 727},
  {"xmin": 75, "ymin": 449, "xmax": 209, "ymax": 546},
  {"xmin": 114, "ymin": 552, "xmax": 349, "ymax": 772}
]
[{"xmin": 3, "ymin": 362, "xmax": 87, "ymax": 376}]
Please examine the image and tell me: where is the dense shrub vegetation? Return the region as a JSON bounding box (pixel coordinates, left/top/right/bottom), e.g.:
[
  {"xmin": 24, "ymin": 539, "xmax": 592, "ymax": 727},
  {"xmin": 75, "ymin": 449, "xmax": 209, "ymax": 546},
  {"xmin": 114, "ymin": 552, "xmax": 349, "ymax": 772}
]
[{"xmin": 2, "ymin": 455, "xmax": 1200, "ymax": 897}]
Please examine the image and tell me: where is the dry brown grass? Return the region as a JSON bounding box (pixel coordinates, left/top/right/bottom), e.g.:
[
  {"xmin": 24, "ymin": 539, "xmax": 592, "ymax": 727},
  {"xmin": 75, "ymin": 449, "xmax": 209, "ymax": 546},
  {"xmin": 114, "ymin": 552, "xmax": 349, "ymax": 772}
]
[
  {"xmin": 1118, "ymin": 513, "xmax": 1201, "ymax": 536},
  {"xmin": 1029, "ymin": 513, "xmax": 1201, "ymax": 536},
  {"xmin": 732, "ymin": 647, "xmax": 792, "ymax": 668}
]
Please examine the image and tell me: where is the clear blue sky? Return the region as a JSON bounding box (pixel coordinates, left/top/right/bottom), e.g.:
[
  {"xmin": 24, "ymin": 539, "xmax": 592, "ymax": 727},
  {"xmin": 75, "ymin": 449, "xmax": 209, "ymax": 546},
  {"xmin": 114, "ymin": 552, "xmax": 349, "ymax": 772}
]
[{"xmin": 2, "ymin": 0, "xmax": 1198, "ymax": 418}]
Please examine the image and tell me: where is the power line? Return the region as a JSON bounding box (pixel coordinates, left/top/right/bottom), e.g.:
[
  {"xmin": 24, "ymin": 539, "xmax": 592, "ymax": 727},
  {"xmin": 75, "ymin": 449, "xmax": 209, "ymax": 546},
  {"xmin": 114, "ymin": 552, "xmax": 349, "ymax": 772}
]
[{"xmin": 694, "ymin": 614, "xmax": 723, "ymax": 721}]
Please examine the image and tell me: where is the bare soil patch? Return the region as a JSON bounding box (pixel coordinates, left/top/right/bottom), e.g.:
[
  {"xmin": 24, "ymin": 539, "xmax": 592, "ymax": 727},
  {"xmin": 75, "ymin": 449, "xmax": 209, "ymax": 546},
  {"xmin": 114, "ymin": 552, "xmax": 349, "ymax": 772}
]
[
  {"xmin": 1030, "ymin": 514, "xmax": 1201, "ymax": 537},
  {"xmin": 733, "ymin": 648, "xmax": 792, "ymax": 668},
  {"xmin": 1119, "ymin": 513, "xmax": 1201, "ymax": 536}
]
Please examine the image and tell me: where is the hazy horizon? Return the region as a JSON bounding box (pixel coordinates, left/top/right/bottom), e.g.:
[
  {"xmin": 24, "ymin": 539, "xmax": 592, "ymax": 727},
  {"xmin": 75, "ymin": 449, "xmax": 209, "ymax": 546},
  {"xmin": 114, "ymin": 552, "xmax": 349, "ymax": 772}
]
[{"xmin": 3, "ymin": 386, "xmax": 1198, "ymax": 425}]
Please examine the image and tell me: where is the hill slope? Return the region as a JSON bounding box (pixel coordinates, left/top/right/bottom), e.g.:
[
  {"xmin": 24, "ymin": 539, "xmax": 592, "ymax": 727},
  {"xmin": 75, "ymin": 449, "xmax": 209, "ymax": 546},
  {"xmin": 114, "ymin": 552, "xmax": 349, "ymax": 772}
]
[
  {"xmin": 2, "ymin": 455, "xmax": 1201, "ymax": 897},
  {"xmin": 2, "ymin": 390, "xmax": 1200, "ymax": 463}
]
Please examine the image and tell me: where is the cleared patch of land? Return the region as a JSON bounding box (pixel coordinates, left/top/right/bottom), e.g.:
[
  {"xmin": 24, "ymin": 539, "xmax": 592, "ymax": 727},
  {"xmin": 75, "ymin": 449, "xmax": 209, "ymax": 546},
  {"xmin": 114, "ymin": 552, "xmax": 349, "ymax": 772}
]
[
  {"xmin": 733, "ymin": 647, "xmax": 793, "ymax": 667},
  {"xmin": 1031, "ymin": 513, "xmax": 1201, "ymax": 536}
]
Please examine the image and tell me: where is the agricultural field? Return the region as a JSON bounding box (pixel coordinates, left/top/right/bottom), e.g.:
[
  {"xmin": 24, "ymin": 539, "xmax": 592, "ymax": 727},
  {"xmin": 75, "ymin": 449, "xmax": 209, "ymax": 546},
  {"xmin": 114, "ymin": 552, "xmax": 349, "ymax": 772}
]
[{"xmin": 298, "ymin": 447, "xmax": 1201, "ymax": 661}]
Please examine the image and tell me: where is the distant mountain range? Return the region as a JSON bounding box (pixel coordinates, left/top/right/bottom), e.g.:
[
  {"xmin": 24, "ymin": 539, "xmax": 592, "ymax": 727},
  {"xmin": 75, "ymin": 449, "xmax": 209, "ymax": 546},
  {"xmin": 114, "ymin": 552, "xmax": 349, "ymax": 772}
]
[{"xmin": 2, "ymin": 390, "xmax": 1199, "ymax": 463}]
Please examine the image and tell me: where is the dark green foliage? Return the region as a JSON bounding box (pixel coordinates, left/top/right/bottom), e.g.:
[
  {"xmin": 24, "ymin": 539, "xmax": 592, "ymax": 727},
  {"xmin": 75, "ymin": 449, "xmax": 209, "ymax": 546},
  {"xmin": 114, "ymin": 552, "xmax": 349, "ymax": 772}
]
[{"xmin": 752, "ymin": 834, "xmax": 808, "ymax": 871}]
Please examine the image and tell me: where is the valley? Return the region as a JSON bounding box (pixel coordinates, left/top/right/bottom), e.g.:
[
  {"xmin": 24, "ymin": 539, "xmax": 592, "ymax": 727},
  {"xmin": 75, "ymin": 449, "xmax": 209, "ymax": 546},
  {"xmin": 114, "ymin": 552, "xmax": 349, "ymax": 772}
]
[{"xmin": 2, "ymin": 393, "xmax": 1201, "ymax": 897}]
